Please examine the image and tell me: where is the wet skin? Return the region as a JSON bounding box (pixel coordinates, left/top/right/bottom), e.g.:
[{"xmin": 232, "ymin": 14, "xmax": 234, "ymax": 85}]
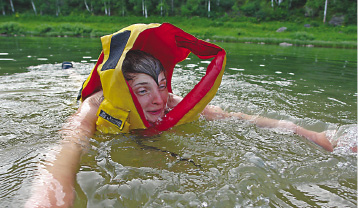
[{"xmin": 127, "ymin": 72, "xmax": 168, "ymax": 123}]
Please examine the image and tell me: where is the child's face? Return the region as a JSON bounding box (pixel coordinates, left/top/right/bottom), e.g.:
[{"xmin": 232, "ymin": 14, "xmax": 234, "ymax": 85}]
[{"xmin": 128, "ymin": 72, "xmax": 168, "ymax": 123}]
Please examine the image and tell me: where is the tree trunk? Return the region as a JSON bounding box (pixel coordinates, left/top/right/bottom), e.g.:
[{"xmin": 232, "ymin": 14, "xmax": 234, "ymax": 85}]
[
  {"xmin": 144, "ymin": 2, "xmax": 147, "ymax": 18},
  {"xmin": 160, "ymin": 0, "xmax": 163, "ymax": 16},
  {"xmin": 122, "ymin": 0, "xmax": 125, "ymax": 16},
  {"xmin": 31, "ymin": 0, "xmax": 37, "ymax": 15},
  {"xmin": 208, "ymin": 0, "xmax": 210, "ymax": 17},
  {"xmin": 55, "ymin": 0, "xmax": 59, "ymax": 16},
  {"xmin": 84, "ymin": 0, "xmax": 90, "ymax": 12},
  {"xmin": 142, "ymin": 0, "xmax": 144, "ymax": 16},
  {"xmin": 171, "ymin": 0, "xmax": 174, "ymax": 15},
  {"xmin": 108, "ymin": 0, "xmax": 111, "ymax": 16},
  {"xmin": 9, "ymin": 0, "xmax": 14, "ymax": 13},
  {"xmin": 104, "ymin": 0, "xmax": 108, "ymax": 15},
  {"xmin": 323, "ymin": 0, "xmax": 328, "ymax": 23},
  {"xmin": 142, "ymin": 0, "xmax": 147, "ymax": 18}
]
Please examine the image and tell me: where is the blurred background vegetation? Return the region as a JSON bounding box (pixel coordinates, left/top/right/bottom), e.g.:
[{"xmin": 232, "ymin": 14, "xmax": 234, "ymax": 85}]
[
  {"xmin": 0, "ymin": 0, "xmax": 356, "ymax": 48},
  {"xmin": 0, "ymin": 0, "xmax": 356, "ymax": 25}
]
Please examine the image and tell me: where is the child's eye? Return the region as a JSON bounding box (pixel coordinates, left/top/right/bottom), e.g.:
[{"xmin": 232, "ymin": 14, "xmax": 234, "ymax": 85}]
[
  {"xmin": 137, "ymin": 88, "xmax": 148, "ymax": 95},
  {"xmin": 159, "ymin": 84, "xmax": 167, "ymax": 90}
]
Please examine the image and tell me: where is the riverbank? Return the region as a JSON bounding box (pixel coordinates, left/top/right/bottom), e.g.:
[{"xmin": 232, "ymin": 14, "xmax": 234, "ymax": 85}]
[{"xmin": 0, "ymin": 15, "xmax": 356, "ymax": 48}]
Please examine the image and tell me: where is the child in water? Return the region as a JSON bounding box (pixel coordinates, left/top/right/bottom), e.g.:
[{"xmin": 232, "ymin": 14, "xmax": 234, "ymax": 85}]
[
  {"xmin": 25, "ymin": 24, "xmax": 355, "ymax": 207},
  {"xmin": 26, "ymin": 49, "xmax": 349, "ymax": 208}
]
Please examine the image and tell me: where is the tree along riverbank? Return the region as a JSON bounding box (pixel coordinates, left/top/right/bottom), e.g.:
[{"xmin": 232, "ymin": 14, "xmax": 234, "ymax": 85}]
[{"xmin": 0, "ymin": 15, "xmax": 356, "ymax": 49}]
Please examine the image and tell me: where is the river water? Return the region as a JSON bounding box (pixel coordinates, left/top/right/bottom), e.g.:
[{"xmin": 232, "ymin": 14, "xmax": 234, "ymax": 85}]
[{"xmin": 0, "ymin": 36, "xmax": 356, "ymax": 207}]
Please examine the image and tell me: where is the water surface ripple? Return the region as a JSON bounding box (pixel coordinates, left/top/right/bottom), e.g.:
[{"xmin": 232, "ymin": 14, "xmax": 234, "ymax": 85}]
[{"xmin": 0, "ymin": 38, "xmax": 356, "ymax": 207}]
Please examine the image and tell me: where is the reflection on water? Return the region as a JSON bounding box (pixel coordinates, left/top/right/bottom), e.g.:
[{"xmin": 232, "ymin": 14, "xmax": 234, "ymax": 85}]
[
  {"xmin": 0, "ymin": 36, "xmax": 101, "ymax": 75},
  {"xmin": 0, "ymin": 37, "xmax": 356, "ymax": 207}
]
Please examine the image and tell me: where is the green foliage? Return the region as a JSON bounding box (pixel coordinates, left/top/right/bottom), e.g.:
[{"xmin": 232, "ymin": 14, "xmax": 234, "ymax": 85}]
[
  {"xmin": 36, "ymin": 24, "xmax": 54, "ymax": 34},
  {"xmin": 32, "ymin": 22, "xmax": 94, "ymax": 37},
  {"xmin": 236, "ymin": 28, "xmax": 248, "ymax": 36},
  {"xmin": 345, "ymin": 4, "xmax": 357, "ymax": 25},
  {"xmin": 343, "ymin": 25, "xmax": 358, "ymax": 34},
  {"xmin": 291, "ymin": 31, "xmax": 315, "ymax": 41},
  {"xmin": 0, "ymin": 0, "xmax": 357, "ymax": 25},
  {"xmin": 240, "ymin": 1, "xmax": 260, "ymax": 17},
  {"xmin": 56, "ymin": 23, "xmax": 93, "ymax": 36},
  {"xmin": 0, "ymin": 16, "xmax": 355, "ymax": 48},
  {"xmin": 180, "ymin": 0, "xmax": 201, "ymax": 16},
  {"xmin": 310, "ymin": 21, "xmax": 320, "ymax": 27},
  {"xmin": 210, "ymin": 21, "xmax": 224, "ymax": 27},
  {"xmin": 303, "ymin": 0, "xmax": 321, "ymax": 17},
  {"xmin": 0, "ymin": 22, "xmax": 24, "ymax": 35}
]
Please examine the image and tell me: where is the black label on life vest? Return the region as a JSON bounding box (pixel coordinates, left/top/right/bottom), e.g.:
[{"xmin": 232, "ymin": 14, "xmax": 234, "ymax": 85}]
[
  {"xmin": 99, "ymin": 110, "xmax": 123, "ymax": 129},
  {"xmin": 101, "ymin": 30, "xmax": 131, "ymax": 71}
]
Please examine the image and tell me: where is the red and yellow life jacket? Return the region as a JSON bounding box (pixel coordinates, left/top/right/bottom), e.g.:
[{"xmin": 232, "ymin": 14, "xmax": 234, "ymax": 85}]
[{"xmin": 78, "ymin": 23, "xmax": 226, "ymax": 134}]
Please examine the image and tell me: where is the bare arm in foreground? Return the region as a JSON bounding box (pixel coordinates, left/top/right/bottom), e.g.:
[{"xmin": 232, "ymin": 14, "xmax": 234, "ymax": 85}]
[
  {"xmin": 201, "ymin": 105, "xmax": 334, "ymax": 152},
  {"xmin": 25, "ymin": 91, "xmax": 102, "ymax": 208},
  {"xmin": 26, "ymin": 92, "xmax": 333, "ymax": 207}
]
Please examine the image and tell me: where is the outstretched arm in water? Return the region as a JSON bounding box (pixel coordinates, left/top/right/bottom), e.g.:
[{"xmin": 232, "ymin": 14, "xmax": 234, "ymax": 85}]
[
  {"xmin": 26, "ymin": 91, "xmax": 102, "ymax": 208},
  {"xmin": 201, "ymin": 105, "xmax": 334, "ymax": 152}
]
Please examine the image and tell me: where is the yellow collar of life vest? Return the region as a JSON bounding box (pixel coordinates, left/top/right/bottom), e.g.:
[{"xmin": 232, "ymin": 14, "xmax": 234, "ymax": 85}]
[{"xmin": 78, "ymin": 23, "xmax": 226, "ymax": 134}]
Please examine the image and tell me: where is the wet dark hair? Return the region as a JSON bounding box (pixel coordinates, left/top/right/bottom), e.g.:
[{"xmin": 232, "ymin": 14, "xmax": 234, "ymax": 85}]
[{"xmin": 122, "ymin": 50, "xmax": 165, "ymax": 85}]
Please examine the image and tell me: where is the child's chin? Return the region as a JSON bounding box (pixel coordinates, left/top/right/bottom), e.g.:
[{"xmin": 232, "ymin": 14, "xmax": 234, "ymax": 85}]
[{"xmin": 147, "ymin": 115, "xmax": 164, "ymax": 124}]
